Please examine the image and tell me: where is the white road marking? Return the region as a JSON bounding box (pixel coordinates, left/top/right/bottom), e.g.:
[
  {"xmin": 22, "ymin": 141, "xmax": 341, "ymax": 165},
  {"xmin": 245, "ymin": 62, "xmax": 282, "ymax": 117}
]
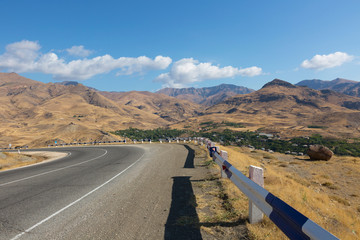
[
  {"xmin": 0, "ymin": 149, "xmax": 108, "ymax": 187},
  {"xmin": 10, "ymin": 152, "xmax": 145, "ymax": 240}
]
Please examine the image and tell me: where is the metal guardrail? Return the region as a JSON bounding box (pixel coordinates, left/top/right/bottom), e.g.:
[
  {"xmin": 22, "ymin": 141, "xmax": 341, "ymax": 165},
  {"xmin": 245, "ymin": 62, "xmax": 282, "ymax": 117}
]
[{"xmin": 198, "ymin": 137, "xmax": 339, "ymax": 240}]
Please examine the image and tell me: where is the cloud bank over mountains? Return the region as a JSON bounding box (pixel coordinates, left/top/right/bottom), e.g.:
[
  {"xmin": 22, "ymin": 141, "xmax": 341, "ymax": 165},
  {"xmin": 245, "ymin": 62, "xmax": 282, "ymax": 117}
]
[
  {"xmin": 0, "ymin": 40, "xmax": 172, "ymax": 80},
  {"xmin": 0, "ymin": 40, "xmax": 263, "ymax": 86},
  {"xmin": 0, "ymin": 40, "xmax": 355, "ymax": 88}
]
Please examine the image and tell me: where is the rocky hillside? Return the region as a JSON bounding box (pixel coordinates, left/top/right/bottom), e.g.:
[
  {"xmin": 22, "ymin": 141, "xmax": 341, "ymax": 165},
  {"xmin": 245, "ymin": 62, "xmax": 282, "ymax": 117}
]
[
  {"xmin": 220, "ymin": 79, "xmax": 360, "ymax": 111},
  {"xmin": 2, "ymin": 73, "xmax": 360, "ymax": 147},
  {"xmin": 0, "ymin": 73, "xmax": 202, "ymax": 147},
  {"xmin": 177, "ymin": 79, "xmax": 360, "ymax": 139},
  {"xmin": 296, "ymin": 78, "xmax": 360, "ymax": 97},
  {"xmin": 99, "ymin": 90, "xmax": 203, "ymax": 122},
  {"xmin": 156, "ymin": 84, "xmax": 254, "ymax": 106}
]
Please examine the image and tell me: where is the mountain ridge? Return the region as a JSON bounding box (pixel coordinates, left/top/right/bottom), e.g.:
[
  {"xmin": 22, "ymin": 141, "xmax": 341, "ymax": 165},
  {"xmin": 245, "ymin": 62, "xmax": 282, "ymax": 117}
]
[
  {"xmin": 0, "ymin": 73, "xmax": 202, "ymax": 147},
  {"xmin": 1, "ymin": 73, "xmax": 360, "ymax": 147},
  {"xmin": 175, "ymin": 79, "xmax": 360, "ymax": 139},
  {"xmin": 156, "ymin": 83, "xmax": 254, "ymax": 106},
  {"xmin": 296, "ymin": 78, "xmax": 360, "ymax": 97}
]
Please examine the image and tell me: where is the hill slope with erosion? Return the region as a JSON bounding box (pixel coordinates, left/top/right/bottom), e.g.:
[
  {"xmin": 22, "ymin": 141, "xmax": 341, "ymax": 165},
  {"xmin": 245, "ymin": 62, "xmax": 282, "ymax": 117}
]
[
  {"xmin": 2, "ymin": 73, "xmax": 360, "ymax": 147},
  {"xmin": 156, "ymin": 83, "xmax": 254, "ymax": 106},
  {"xmin": 0, "ymin": 73, "xmax": 201, "ymax": 147},
  {"xmin": 175, "ymin": 79, "xmax": 360, "ymax": 139},
  {"xmin": 99, "ymin": 90, "xmax": 203, "ymax": 122}
]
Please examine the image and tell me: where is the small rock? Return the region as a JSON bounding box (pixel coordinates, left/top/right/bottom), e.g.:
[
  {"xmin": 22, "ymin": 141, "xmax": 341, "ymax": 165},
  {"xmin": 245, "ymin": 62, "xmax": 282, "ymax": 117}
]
[{"xmin": 307, "ymin": 145, "xmax": 333, "ymax": 161}]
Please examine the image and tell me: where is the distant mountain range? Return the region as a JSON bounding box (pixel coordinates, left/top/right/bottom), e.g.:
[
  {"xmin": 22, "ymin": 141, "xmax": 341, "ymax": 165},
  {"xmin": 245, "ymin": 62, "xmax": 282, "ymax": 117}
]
[
  {"xmin": 1, "ymin": 72, "xmax": 360, "ymax": 146},
  {"xmin": 296, "ymin": 78, "xmax": 360, "ymax": 97},
  {"xmin": 181, "ymin": 79, "xmax": 360, "ymax": 139},
  {"xmin": 156, "ymin": 84, "xmax": 254, "ymax": 106}
]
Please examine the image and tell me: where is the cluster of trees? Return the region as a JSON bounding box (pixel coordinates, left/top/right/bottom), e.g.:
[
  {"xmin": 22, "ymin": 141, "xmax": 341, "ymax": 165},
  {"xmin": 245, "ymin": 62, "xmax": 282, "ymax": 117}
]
[
  {"xmin": 113, "ymin": 128, "xmax": 360, "ymax": 157},
  {"xmin": 203, "ymin": 131, "xmax": 360, "ymax": 157},
  {"xmin": 112, "ymin": 128, "xmax": 190, "ymax": 141},
  {"xmin": 199, "ymin": 121, "xmax": 245, "ymax": 131},
  {"xmin": 307, "ymin": 125, "xmax": 328, "ymax": 129},
  {"xmin": 298, "ymin": 134, "xmax": 360, "ymax": 157}
]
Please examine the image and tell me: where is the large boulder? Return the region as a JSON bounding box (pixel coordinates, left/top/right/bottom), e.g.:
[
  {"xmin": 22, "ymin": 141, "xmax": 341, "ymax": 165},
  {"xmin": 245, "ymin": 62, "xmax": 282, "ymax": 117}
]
[{"xmin": 307, "ymin": 145, "xmax": 333, "ymax": 161}]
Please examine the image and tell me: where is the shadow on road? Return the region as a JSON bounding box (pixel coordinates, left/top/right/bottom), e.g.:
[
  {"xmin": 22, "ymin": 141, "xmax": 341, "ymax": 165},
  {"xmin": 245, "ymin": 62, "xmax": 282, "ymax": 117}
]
[
  {"xmin": 183, "ymin": 145, "xmax": 195, "ymax": 168},
  {"xmin": 164, "ymin": 176, "xmax": 202, "ymax": 240},
  {"xmin": 165, "ymin": 145, "xmax": 248, "ymax": 239}
]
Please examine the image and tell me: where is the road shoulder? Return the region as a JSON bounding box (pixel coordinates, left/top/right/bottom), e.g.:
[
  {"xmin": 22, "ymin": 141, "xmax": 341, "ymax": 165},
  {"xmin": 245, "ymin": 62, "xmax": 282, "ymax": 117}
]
[
  {"xmin": 0, "ymin": 151, "xmax": 68, "ymax": 172},
  {"xmin": 185, "ymin": 143, "xmax": 249, "ymax": 239}
]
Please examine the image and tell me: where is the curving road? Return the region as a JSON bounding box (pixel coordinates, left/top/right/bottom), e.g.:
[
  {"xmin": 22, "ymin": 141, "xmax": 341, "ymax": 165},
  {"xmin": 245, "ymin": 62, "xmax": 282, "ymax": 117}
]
[{"xmin": 0, "ymin": 144, "xmax": 199, "ymax": 240}]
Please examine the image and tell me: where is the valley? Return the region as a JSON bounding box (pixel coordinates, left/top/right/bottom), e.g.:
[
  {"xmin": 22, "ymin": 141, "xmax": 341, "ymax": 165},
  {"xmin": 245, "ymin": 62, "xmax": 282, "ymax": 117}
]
[
  {"xmin": 1, "ymin": 73, "xmax": 360, "ymax": 239},
  {"xmin": 1, "ymin": 73, "xmax": 360, "ymax": 149}
]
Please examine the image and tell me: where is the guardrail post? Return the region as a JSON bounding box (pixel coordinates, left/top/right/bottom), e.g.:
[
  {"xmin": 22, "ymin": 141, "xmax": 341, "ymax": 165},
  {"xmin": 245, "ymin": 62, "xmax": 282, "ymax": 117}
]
[
  {"xmin": 249, "ymin": 165, "xmax": 264, "ymax": 223},
  {"xmin": 220, "ymin": 150, "xmax": 228, "ymax": 178},
  {"xmin": 216, "ymin": 146, "xmax": 220, "ymax": 153}
]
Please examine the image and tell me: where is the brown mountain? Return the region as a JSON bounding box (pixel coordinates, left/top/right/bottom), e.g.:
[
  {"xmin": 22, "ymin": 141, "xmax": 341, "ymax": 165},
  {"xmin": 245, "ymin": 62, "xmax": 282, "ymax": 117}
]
[
  {"xmin": 156, "ymin": 84, "xmax": 254, "ymax": 106},
  {"xmin": 296, "ymin": 78, "xmax": 360, "ymax": 97},
  {"xmin": 0, "ymin": 73, "xmax": 201, "ymax": 147},
  {"xmin": 99, "ymin": 90, "xmax": 203, "ymax": 122},
  {"xmin": 180, "ymin": 79, "xmax": 360, "ymax": 139},
  {"xmin": 2, "ymin": 73, "xmax": 360, "ymax": 147}
]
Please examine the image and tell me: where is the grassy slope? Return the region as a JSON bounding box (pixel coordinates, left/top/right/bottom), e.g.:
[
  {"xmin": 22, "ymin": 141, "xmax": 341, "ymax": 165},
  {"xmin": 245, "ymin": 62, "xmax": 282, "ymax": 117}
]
[{"xmin": 206, "ymin": 144, "xmax": 359, "ymax": 239}]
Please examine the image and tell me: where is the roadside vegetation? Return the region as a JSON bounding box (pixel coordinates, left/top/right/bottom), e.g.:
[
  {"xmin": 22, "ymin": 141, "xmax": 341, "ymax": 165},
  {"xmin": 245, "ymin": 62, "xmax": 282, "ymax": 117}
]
[
  {"xmin": 112, "ymin": 128, "xmax": 189, "ymax": 141},
  {"xmin": 193, "ymin": 143, "xmax": 360, "ymax": 239},
  {"xmin": 0, "ymin": 152, "xmax": 68, "ymax": 171},
  {"xmin": 113, "ymin": 127, "xmax": 360, "ymax": 157},
  {"xmin": 202, "ymin": 130, "xmax": 360, "ymax": 157},
  {"xmin": 0, "ymin": 152, "xmax": 45, "ymax": 171},
  {"xmin": 199, "ymin": 121, "xmax": 246, "ymax": 130}
]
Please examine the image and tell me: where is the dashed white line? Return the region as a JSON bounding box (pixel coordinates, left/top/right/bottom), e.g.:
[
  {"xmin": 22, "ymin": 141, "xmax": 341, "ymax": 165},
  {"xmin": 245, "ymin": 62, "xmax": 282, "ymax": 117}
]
[{"xmin": 10, "ymin": 152, "xmax": 145, "ymax": 240}]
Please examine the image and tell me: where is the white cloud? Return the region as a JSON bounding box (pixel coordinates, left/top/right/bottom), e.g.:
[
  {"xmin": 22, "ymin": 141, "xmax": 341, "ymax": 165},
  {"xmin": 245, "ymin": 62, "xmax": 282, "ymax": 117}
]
[
  {"xmin": 0, "ymin": 40, "xmax": 172, "ymax": 80},
  {"xmin": 301, "ymin": 52, "xmax": 354, "ymax": 70},
  {"xmin": 155, "ymin": 58, "xmax": 262, "ymax": 88},
  {"xmin": 115, "ymin": 55, "xmax": 172, "ymax": 76},
  {"xmin": 238, "ymin": 66, "xmax": 263, "ymax": 77},
  {"xmin": 0, "ymin": 40, "xmax": 40, "ymax": 72},
  {"xmin": 66, "ymin": 45, "xmax": 92, "ymax": 57}
]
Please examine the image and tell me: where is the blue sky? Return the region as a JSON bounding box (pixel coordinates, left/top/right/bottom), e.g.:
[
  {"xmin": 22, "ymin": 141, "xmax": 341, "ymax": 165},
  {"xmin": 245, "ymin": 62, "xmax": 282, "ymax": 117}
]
[{"xmin": 0, "ymin": 0, "xmax": 359, "ymax": 91}]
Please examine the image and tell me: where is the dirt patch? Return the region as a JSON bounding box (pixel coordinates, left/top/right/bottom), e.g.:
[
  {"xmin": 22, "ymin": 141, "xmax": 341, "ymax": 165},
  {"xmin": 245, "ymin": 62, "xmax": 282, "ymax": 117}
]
[{"xmin": 0, "ymin": 151, "xmax": 68, "ymax": 171}]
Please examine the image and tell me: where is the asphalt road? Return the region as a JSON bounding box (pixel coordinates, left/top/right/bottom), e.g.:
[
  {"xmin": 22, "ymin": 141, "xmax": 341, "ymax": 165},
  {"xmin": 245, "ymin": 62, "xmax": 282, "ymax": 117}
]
[{"xmin": 0, "ymin": 144, "xmax": 199, "ymax": 240}]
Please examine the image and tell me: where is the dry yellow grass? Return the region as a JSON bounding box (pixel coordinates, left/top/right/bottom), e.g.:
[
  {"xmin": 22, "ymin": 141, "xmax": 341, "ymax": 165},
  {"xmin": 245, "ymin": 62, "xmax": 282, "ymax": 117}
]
[
  {"xmin": 0, "ymin": 152, "xmax": 46, "ymax": 171},
  {"xmin": 211, "ymin": 145, "xmax": 360, "ymax": 239},
  {"xmin": 0, "ymin": 151, "xmax": 67, "ymax": 171}
]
